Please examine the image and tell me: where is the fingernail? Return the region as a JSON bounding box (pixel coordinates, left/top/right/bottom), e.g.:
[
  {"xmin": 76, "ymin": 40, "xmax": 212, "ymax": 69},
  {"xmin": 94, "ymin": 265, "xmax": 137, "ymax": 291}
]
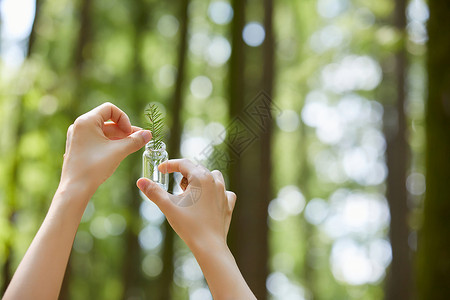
[{"xmin": 140, "ymin": 130, "xmax": 152, "ymax": 143}]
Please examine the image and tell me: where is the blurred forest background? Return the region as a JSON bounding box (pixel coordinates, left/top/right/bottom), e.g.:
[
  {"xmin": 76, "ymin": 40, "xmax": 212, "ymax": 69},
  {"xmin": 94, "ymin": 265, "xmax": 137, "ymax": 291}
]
[{"xmin": 0, "ymin": 0, "xmax": 449, "ymax": 299}]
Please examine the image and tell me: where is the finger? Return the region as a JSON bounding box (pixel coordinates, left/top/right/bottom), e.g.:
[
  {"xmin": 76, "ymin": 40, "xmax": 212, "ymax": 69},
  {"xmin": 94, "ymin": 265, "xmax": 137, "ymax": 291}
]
[
  {"xmin": 90, "ymin": 102, "xmax": 132, "ymax": 134},
  {"xmin": 114, "ymin": 130, "xmax": 152, "ymax": 156},
  {"xmin": 65, "ymin": 124, "xmax": 74, "ymax": 154},
  {"xmin": 211, "ymin": 170, "xmax": 225, "ymax": 185},
  {"xmin": 158, "ymin": 159, "xmax": 199, "ymax": 179},
  {"xmin": 103, "ymin": 123, "xmax": 129, "ymax": 139},
  {"xmin": 103, "ymin": 123, "xmax": 142, "ymax": 139},
  {"xmin": 137, "ymin": 178, "xmax": 174, "ymax": 212},
  {"xmin": 226, "ymin": 191, "xmax": 237, "ymax": 212},
  {"xmin": 131, "ymin": 126, "xmax": 142, "ymax": 133},
  {"xmin": 179, "ymin": 177, "xmax": 188, "ymax": 191}
]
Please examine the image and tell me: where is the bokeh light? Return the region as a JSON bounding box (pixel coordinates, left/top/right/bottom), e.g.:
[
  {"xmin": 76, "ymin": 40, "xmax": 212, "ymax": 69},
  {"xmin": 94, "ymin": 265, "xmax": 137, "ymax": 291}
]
[
  {"xmin": 276, "ymin": 109, "xmax": 300, "ymax": 132},
  {"xmin": 1, "ymin": 0, "xmax": 35, "ymax": 40},
  {"xmin": 104, "ymin": 214, "xmax": 126, "ymax": 236},
  {"xmin": 406, "ymin": 172, "xmax": 426, "ymax": 195},
  {"xmin": 157, "ymin": 15, "xmax": 179, "ymax": 37},
  {"xmin": 330, "ymin": 238, "xmax": 391, "ymax": 285},
  {"xmin": 316, "ymin": 0, "xmax": 349, "ymax": 19},
  {"xmin": 138, "ymin": 224, "xmax": 163, "ymax": 250},
  {"xmin": 269, "ymin": 186, "xmax": 305, "ymax": 221},
  {"xmin": 208, "ymin": 1, "xmax": 233, "ymax": 25},
  {"xmin": 206, "ymin": 36, "xmax": 231, "ymax": 66},
  {"xmin": 323, "ymin": 190, "xmax": 390, "ymax": 238},
  {"xmin": 266, "ymin": 272, "xmax": 306, "ymax": 300},
  {"xmin": 140, "ymin": 197, "xmax": 165, "ymax": 225},
  {"xmin": 142, "ymin": 254, "xmax": 163, "ymax": 278},
  {"xmin": 190, "ymin": 76, "xmax": 213, "ymax": 99},
  {"xmin": 189, "ymin": 32, "xmax": 210, "ymax": 56},
  {"xmin": 304, "ymin": 198, "xmax": 329, "ymax": 225},
  {"xmin": 242, "ymin": 22, "xmax": 265, "ymax": 47},
  {"xmin": 73, "ymin": 231, "xmax": 94, "ymax": 254},
  {"xmin": 0, "ymin": 0, "xmax": 36, "ymax": 67},
  {"xmin": 309, "ymin": 25, "xmax": 346, "ymax": 53},
  {"xmin": 174, "ymin": 254, "xmax": 205, "ymax": 288},
  {"xmin": 203, "ymin": 122, "xmax": 226, "ymax": 145},
  {"xmin": 157, "ymin": 65, "xmax": 177, "ymax": 87},
  {"xmin": 190, "ymin": 287, "xmax": 213, "ymax": 300},
  {"xmin": 90, "ymin": 216, "xmax": 109, "ymax": 239},
  {"xmin": 321, "ymin": 55, "xmax": 382, "ymax": 93}
]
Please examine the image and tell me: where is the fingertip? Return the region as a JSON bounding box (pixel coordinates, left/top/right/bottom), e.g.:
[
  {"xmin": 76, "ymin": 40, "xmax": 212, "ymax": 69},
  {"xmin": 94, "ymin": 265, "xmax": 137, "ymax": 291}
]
[
  {"xmin": 226, "ymin": 191, "xmax": 237, "ymax": 211},
  {"xmin": 227, "ymin": 191, "xmax": 237, "ymax": 201},
  {"xmin": 137, "ymin": 177, "xmax": 151, "ymax": 191},
  {"xmin": 139, "ymin": 130, "xmax": 152, "ymax": 143},
  {"xmin": 158, "ymin": 161, "xmax": 168, "ymax": 173},
  {"xmin": 116, "ymin": 111, "xmax": 132, "ymax": 134},
  {"xmin": 123, "ymin": 116, "xmax": 133, "ymax": 134}
]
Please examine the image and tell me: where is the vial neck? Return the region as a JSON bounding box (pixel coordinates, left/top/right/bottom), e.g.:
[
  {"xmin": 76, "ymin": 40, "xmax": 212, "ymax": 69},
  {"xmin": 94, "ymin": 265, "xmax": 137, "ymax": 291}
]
[{"xmin": 146, "ymin": 141, "xmax": 166, "ymax": 153}]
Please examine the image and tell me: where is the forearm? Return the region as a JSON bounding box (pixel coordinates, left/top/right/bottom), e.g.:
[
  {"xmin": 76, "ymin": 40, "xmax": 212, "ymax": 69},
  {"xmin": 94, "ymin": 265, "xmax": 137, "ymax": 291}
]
[
  {"xmin": 3, "ymin": 182, "xmax": 92, "ymax": 300},
  {"xmin": 190, "ymin": 240, "xmax": 256, "ymax": 300}
]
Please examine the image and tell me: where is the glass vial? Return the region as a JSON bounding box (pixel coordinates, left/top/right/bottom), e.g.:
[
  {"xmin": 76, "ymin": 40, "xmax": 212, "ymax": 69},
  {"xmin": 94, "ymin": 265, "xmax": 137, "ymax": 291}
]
[{"xmin": 143, "ymin": 141, "xmax": 169, "ymax": 191}]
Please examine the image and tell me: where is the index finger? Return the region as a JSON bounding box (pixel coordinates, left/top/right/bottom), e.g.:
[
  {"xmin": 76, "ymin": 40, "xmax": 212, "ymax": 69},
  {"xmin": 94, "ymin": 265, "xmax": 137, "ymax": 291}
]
[
  {"xmin": 90, "ymin": 102, "xmax": 132, "ymax": 134},
  {"xmin": 158, "ymin": 159, "xmax": 199, "ymax": 180}
]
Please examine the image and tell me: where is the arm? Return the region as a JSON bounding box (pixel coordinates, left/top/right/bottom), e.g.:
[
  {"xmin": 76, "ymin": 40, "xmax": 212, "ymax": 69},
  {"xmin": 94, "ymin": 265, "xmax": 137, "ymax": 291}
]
[
  {"xmin": 137, "ymin": 159, "xmax": 256, "ymax": 300},
  {"xmin": 3, "ymin": 103, "xmax": 151, "ymax": 300}
]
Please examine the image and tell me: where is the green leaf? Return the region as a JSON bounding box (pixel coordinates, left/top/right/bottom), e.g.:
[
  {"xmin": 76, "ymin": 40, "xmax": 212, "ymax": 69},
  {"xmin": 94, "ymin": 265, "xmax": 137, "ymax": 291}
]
[{"xmin": 144, "ymin": 104, "xmax": 165, "ymax": 149}]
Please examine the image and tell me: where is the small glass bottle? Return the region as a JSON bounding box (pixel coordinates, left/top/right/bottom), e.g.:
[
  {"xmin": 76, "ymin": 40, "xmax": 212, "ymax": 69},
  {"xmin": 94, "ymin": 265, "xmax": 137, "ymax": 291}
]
[{"xmin": 143, "ymin": 141, "xmax": 169, "ymax": 191}]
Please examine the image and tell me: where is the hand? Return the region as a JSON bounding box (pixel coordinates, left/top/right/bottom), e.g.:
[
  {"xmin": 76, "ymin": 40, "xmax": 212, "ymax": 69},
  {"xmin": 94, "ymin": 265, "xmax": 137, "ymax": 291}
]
[
  {"xmin": 61, "ymin": 102, "xmax": 152, "ymax": 197},
  {"xmin": 3, "ymin": 102, "xmax": 154, "ymax": 300},
  {"xmin": 137, "ymin": 160, "xmax": 256, "ymax": 300},
  {"xmin": 136, "ymin": 159, "xmax": 236, "ymax": 250}
]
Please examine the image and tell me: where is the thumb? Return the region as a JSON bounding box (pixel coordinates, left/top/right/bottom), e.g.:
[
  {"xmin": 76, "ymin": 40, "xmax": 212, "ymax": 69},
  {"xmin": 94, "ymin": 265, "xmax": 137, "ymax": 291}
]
[
  {"xmin": 116, "ymin": 130, "xmax": 152, "ymax": 156},
  {"xmin": 137, "ymin": 178, "xmax": 173, "ymax": 212}
]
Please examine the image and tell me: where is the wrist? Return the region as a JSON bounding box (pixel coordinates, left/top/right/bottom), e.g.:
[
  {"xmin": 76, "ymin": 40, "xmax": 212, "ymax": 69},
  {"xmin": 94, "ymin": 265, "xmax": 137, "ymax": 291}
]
[
  {"xmin": 188, "ymin": 235, "xmax": 230, "ymax": 259},
  {"xmin": 188, "ymin": 236, "xmax": 255, "ymax": 299},
  {"xmin": 52, "ymin": 179, "xmax": 95, "ymax": 218}
]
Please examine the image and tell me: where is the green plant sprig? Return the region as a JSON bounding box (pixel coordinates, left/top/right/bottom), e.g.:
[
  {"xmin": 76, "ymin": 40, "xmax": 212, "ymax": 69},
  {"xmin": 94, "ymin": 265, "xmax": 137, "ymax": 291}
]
[{"xmin": 144, "ymin": 104, "xmax": 165, "ymax": 149}]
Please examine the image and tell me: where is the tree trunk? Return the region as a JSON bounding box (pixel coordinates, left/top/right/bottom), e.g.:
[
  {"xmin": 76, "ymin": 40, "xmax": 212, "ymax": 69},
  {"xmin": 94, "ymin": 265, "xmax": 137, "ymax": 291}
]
[
  {"xmin": 27, "ymin": 0, "xmax": 43, "ymax": 56},
  {"xmin": 383, "ymin": 0, "xmax": 412, "ymax": 298},
  {"xmin": 417, "ymin": 0, "xmax": 450, "ymax": 298},
  {"xmin": 156, "ymin": 0, "xmax": 189, "ymax": 299},
  {"xmin": 74, "ymin": 0, "xmax": 93, "ymax": 71},
  {"xmin": 227, "ymin": 0, "xmax": 246, "ymax": 272},
  {"xmin": 256, "ymin": 0, "xmax": 275, "ymax": 298},
  {"xmin": 227, "ymin": 0, "xmax": 273, "ymax": 298},
  {"xmin": 120, "ymin": 1, "xmax": 149, "ymax": 299},
  {"xmin": 59, "ymin": 1, "xmax": 94, "ymax": 298}
]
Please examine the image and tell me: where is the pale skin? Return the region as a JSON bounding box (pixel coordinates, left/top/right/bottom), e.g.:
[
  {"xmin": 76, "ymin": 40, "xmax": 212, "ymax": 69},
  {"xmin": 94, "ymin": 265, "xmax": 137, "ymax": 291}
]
[{"xmin": 3, "ymin": 103, "xmax": 255, "ymax": 300}]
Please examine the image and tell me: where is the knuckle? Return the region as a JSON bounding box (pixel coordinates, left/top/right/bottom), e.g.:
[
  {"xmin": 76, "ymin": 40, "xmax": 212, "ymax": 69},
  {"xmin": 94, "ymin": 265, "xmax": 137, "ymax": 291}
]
[
  {"xmin": 199, "ymin": 171, "xmax": 214, "ymax": 183},
  {"xmin": 102, "ymin": 101, "xmax": 114, "ymax": 108},
  {"xmin": 67, "ymin": 124, "xmax": 74, "ymax": 135},
  {"xmin": 131, "ymin": 134, "xmax": 144, "ymax": 148},
  {"xmin": 216, "ymin": 181, "xmax": 225, "ymax": 191},
  {"xmin": 227, "ymin": 191, "xmax": 237, "ymax": 202},
  {"xmin": 73, "ymin": 116, "xmax": 90, "ymax": 128}
]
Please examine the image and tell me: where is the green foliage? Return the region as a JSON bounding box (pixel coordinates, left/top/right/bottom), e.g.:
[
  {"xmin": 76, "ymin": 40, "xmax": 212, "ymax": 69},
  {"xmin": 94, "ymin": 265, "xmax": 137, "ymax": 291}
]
[
  {"xmin": 144, "ymin": 104, "xmax": 165, "ymax": 149},
  {"xmin": 0, "ymin": 0, "xmax": 430, "ymax": 298}
]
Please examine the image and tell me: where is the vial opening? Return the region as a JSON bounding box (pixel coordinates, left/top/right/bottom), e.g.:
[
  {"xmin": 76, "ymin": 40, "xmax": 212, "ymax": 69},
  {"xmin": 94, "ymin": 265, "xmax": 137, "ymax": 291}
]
[{"xmin": 146, "ymin": 140, "xmax": 166, "ymax": 152}]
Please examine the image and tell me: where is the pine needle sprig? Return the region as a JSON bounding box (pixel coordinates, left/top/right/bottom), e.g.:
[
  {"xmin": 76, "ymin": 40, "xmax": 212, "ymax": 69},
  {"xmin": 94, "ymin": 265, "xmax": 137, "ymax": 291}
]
[{"xmin": 144, "ymin": 104, "xmax": 165, "ymax": 149}]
